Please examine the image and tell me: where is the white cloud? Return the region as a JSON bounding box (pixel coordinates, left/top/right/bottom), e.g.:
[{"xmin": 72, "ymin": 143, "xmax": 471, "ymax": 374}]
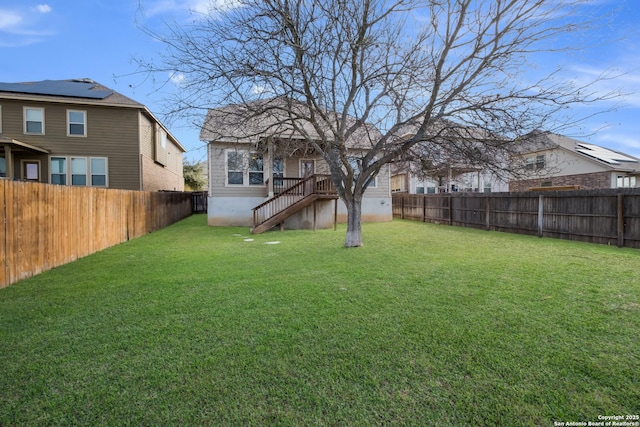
[
  {"xmin": 0, "ymin": 10, "xmax": 22, "ymax": 30},
  {"xmin": 169, "ymin": 72, "xmax": 186, "ymax": 86},
  {"xmin": 142, "ymin": 0, "xmax": 242, "ymax": 18},
  {"xmin": 189, "ymin": 0, "xmax": 243, "ymax": 14},
  {"xmin": 0, "ymin": 5, "xmax": 54, "ymax": 46},
  {"xmin": 34, "ymin": 4, "xmax": 52, "ymax": 14}
]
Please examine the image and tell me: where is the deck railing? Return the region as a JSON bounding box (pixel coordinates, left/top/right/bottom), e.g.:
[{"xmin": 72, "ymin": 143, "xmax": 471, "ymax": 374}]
[
  {"xmin": 253, "ymin": 174, "xmax": 335, "ymax": 228},
  {"xmin": 273, "ymin": 177, "xmax": 303, "ymax": 194}
]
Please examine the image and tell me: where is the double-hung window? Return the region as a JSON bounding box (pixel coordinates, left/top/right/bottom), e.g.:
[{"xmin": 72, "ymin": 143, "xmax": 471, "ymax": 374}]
[
  {"xmin": 225, "ymin": 150, "xmax": 265, "ymax": 186},
  {"xmin": 51, "ymin": 157, "xmax": 67, "ymax": 185},
  {"xmin": 226, "ymin": 151, "xmax": 244, "ymax": 185},
  {"xmin": 249, "ymin": 153, "xmax": 264, "ymax": 185},
  {"xmin": 348, "ymin": 157, "xmax": 376, "ymax": 189},
  {"xmin": 71, "ymin": 157, "xmax": 87, "ymax": 185},
  {"xmin": 50, "ymin": 156, "xmax": 108, "ymax": 187},
  {"xmin": 91, "ymin": 158, "xmax": 107, "ymax": 186},
  {"xmin": 67, "ymin": 110, "xmax": 87, "ymax": 136},
  {"xmin": 24, "ymin": 107, "xmax": 44, "ymax": 134}
]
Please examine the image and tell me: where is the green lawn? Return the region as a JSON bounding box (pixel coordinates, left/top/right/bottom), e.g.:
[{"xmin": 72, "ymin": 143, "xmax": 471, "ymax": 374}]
[{"xmin": 1, "ymin": 215, "xmax": 639, "ymax": 426}]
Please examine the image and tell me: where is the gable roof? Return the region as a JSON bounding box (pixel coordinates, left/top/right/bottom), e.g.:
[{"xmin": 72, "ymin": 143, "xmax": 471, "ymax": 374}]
[
  {"xmin": 0, "ymin": 78, "xmax": 186, "ymax": 153},
  {"xmin": 200, "ymin": 98, "xmax": 382, "ymax": 150},
  {"xmin": 519, "ymin": 131, "xmax": 639, "ymax": 172}
]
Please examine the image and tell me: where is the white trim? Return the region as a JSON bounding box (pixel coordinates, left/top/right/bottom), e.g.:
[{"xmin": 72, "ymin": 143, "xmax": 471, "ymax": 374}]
[
  {"xmin": 67, "ymin": 109, "xmax": 87, "ymax": 137},
  {"xmin": 20, "ymin": 159, "xmax": 41, "ymax": 181},
  {"xmin": 23, "ymin": 106, "xmax": 45, "ymax": 135},
  {"xmin": 0, "ymin": 105, "xmax": 3, "ymax": 134},
  {"xmin": 49, "ymin": 155, "xmax": 109, "ymax": 187},
  {"xmin": 224, "ymin": 149, "xmax": 266, "ymax": 187}
]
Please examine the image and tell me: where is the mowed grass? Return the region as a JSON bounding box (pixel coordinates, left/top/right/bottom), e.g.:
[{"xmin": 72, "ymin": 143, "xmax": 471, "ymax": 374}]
[{"xmin": 1, "ymin": 216, "xmax": 638, "ymax": 426}]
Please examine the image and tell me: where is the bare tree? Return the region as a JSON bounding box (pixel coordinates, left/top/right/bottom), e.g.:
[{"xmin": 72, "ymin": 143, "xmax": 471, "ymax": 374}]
[{"xmin": 139, "ymin": 0, "xmax": 618, "ymax": 247}]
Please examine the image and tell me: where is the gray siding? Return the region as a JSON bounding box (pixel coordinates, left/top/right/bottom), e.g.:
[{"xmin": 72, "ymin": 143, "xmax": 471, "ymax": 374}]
[{"xmin": 208, "ymin": 142, "xmax": 391, "ymax": 199}]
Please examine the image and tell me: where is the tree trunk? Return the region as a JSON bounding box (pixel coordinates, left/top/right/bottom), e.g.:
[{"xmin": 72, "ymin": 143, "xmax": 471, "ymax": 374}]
[{"xmin": 344, "ymin": 196, "xmax": 363, "ymax": 247}]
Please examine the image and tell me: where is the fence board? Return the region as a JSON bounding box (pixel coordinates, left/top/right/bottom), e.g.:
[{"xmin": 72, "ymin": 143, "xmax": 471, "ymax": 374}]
[
  {"xmin": 393, "ymin": 188, "xmax": 640, "ymax": 249},
  {"xmin": 0, "ymin": 181, "xmax": 192, "ymax": 288}
]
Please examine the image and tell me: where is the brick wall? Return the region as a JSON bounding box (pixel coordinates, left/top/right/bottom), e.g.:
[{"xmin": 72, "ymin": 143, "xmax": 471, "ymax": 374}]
[{"xmin": 509, "ymin": 171, "xmax": 612, "ymax": 192}]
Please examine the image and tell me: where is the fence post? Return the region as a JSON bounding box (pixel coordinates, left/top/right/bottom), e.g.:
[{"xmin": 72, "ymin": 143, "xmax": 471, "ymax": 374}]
[
  {"xmin": 448, "ymin": 195, "xmax": 453, "ymax": 226},
  {"xmin": 423, "ymin": 195, "xmax": 427, "ymax": 222},
  {"xmin": 401, "ymin": 195, "xmax": 405, "ymax": 219},
  {"xmin": 537, "ymin": 195, "xmax": 544, "ymax": 238},
  {"xmin": 485, "ymin": 196, "xmax": 491, "ymax": 231},
  {"xmin": 617, "ymin": 192, "xmax": 624, "ymax": 247}
]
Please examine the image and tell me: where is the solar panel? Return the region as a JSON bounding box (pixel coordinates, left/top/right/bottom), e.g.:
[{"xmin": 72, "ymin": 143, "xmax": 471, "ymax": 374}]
[
  {"xmin": 0, "ymin": 79, "xmax": 113, "ymax": 99},
  {"xmin": 575, "ymin": 143, "xmax": 638, "ymax": 165}
]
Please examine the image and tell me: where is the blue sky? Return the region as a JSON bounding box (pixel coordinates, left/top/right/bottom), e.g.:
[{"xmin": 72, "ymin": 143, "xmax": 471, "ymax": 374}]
[{"xmin": 1, "ymin": 0, "xmax": 640, "ymax": 163}]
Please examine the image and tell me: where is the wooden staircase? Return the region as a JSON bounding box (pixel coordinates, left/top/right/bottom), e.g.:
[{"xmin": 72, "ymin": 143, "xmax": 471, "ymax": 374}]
[{"xmin": 251, "ymin": 174, "xmax": 337, "ymax": 234}]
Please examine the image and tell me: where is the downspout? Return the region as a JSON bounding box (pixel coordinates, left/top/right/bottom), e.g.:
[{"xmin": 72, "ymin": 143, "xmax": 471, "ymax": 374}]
[{"xmin": 267, "ymin": 137, "xmax": 274, "ymax": 198}]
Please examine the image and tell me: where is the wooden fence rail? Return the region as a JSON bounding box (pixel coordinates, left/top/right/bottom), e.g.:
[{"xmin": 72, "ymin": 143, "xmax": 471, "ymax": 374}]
[
  {"xmin": 1, "ymin": 180, "xmax": 192, "ymax": 288},
  {"xmin": 392, "ymin": 188, "xmax": 640, "ymax": 249}
]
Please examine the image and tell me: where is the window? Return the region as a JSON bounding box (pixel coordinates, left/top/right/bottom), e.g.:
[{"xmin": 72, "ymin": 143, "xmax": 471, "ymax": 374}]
[
  {"xmin": 617, "ymin": 175, "xmax": 637, "ymax": 188},
  {"xmin": 484, "ymin": 182, "xmax": 492, "ymax": 193},
  {"xmin": 535, "ymin": 154, "xmax": 545, "ymax": 170},
  {"xmin": 67, "ymin": 110, "xmax": 86, "ymax": 136},
  {"xmin": 22, "ymin": 160, "xmax": 40, "ymax": 181},
  {"xmin": 249, "ymin": 153, "xmax": 264, "ymax": 185},
  {"xmin": 51, "ymin": 157, "xmax": 67, "ymax": 184},
  {"xmin": 0, "ymin": 156, "xmax": 5, "ymax": 177},
  {"xmin": 225, "ymin": 150, "xmax": 265, "ymax": 186},
  {"xmin": 91, "ymin": 158, "xmax": 107, "ymax": 186},
  {"xmin": 416, "ymin": 186, "xmax": 425, "ymax": 194},
  {"xmin": 24, "ymin": 107, "xmax": 44, "ymax": 134},
  {"xmin": 348, "ymin": 157, "xmax": 376, "ymax": 188},
  {"xmin": 226, "ymin": 151, "xmax": 244, "ymax": 185},
  {"xmin": 71, "ymin": 157, "xmax": 87, "ymax": 185},
  {"xmin": 50, "ymin": 156, "xmax": 108, "ymax": 187}
]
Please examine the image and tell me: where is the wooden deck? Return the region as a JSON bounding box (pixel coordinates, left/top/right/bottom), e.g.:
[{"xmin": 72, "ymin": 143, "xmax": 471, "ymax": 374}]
[{"xmin": 251, "ymin": 174, "xmax": 338, "ymax": 234}]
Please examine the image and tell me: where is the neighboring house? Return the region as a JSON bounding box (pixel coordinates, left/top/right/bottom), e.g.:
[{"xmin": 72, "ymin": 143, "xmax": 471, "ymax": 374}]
[
  {"xmin": 0, "ymin": 79, "xmax": 185, "ymax": 191},
  {"xmin": 200, "ymin": 100, "xmax": 392, "ymax": 232},
  {"xmin": 509, "ymin": 131, "xmax": 639, "ymax": 191},
  {"xmin": 391, "ymin": 163, "xmax": 509, "ymax": 194},
  {"xmin": 390, "ymin": 120, "xmax": 509, "ymax": 194}
]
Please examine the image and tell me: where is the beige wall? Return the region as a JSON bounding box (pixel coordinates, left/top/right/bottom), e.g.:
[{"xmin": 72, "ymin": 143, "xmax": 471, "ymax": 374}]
[{"xmin": 208, "ymin": 142, "xmax": 391, "ymax": 199}]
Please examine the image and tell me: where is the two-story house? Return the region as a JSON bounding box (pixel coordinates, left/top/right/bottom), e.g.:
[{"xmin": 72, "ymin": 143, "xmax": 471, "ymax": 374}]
[
  {"xmin": 509, "ymin": 131, "xmax": 639, "ymax": 191},
  {"xmin": 0, "ymin": 79, "xmax": 185, "ymax": 191}
]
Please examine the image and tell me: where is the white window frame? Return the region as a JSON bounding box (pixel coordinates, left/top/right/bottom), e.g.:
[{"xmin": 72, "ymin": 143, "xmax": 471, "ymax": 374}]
[
  {"xmin": 90, "ymin": 157, "xmax": 108, "ymax": 187},
  {"xmin": 49, "ymin": 156, "xmax": 108, "ymax": 187},
  {"xmin": 67, "ymin": 110, "xmax": 87, "ymax": 137},
  {"xmin": 24, "ymin": 107, "xmax": 45, "ymax": 135},
  {"xmin": 224, "ymin": 149, "xmax": 265, "ymax": 187},
  {"xmin": 21, "ymin": 160, "xmax": 41, "ymax": 181},
  {"xmin": 348, "ymin": 157, "xmax": 377, "ymax": 188},
  {"xmin": 617, "ymin": 175, "xmax": 636, "ymax": 188},
  {"xmin": 50, "ymin": 157, "xmax": 67, "ymax": 185},
  {"xmin": 71, "ymin": 157, "xmax": 88, "ymax": 186},
  {"xmin": 0, "ymin": 105, "xmax": 3, "ymax": 134}
]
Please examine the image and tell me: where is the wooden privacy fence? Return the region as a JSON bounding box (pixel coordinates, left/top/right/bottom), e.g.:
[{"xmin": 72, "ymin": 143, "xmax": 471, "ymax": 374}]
[
  {"xmin": 392, "ymin": 188, "xmax": 640, "ymax": 249},
  {"xmin": 0, "ymin": 180, "xmax": 192, "ymax": 288}
]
